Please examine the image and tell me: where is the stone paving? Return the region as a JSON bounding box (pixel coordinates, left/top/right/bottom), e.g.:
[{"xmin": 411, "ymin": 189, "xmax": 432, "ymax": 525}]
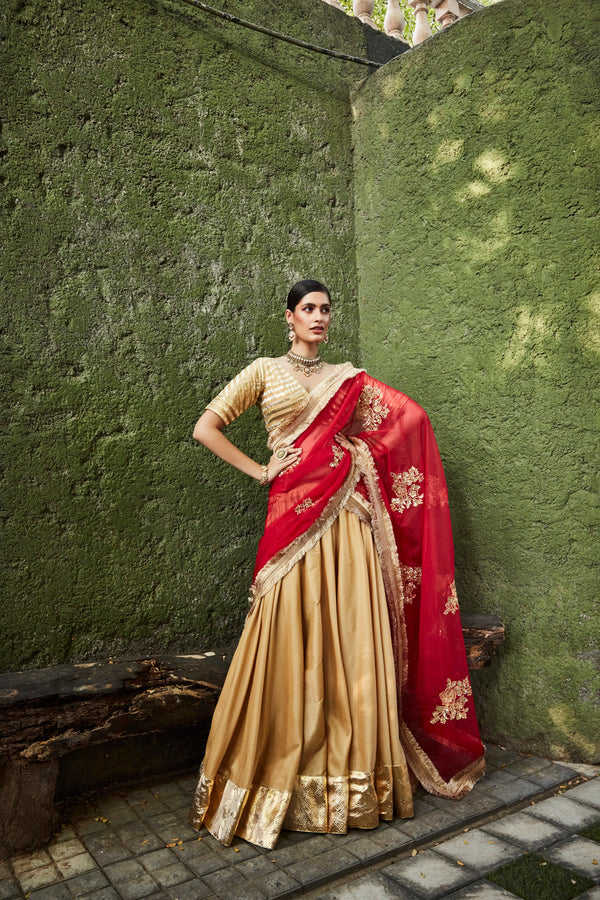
[{"xmin": 0, "ymin": 747, "xmax": 598, "ymax": 900}]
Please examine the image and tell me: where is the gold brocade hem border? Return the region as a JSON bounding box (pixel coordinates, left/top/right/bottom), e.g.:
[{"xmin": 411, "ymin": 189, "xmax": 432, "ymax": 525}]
[
  {"xmin": 189, "ymin": 765, "xmax": 414, "ymax": 848},
  {"xmin": 400, "ymin": 723, "xmax": 486, "ymax": 799},
  {"xmin": 189, "ymin": 766, "xmax": 292, "ymax": 850},
  {"xmin": 249, "ymin": 462, "xmax": 361, "ymax": 608},
  {"xmin": 352, "ymin": 439, "xmax": 409, "ymax": 692},
  {"xmin": 281, "ymin": 766, "xmax": 414, "ymax": 835}
]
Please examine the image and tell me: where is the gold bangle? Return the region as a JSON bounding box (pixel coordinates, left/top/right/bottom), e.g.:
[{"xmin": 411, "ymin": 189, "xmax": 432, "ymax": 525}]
[{"xmin": 259, "ymin": 464, "xmax": 269, "ymax": 485}]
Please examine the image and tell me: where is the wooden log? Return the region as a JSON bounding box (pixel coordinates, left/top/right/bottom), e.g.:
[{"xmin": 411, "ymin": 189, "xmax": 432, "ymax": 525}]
[{"xmin": 461, "ymin": 614, "xmax": 505, "ymax": 669}]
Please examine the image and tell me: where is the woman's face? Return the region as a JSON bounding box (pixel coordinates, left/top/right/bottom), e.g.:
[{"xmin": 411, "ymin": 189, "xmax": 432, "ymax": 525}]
[{"xmin": 286, "ymin": 291, "xmax": 331, "ymax": 345}]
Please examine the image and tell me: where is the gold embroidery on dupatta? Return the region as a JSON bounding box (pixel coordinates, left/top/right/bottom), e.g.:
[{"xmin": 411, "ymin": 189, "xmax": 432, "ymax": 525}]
[
  {"xmin": 390, "ymin": 467, "xmax": 424, "ymax": 514},
  {"xmin": 351, "ymin": 440, "xmax": 409, "ymax": 689},
  {"xmin": 330, "ymin": 443, "xmax": 344, "ymax": 468},
  {"xmin": 354, "ymin": 385, "xmax": 390, "ymax": 431},
  {"xmin": 295, "ymin": 498, "xmax": 315, "ymax": 514},
  {"xmin": 443, "ymin": 580, "xmax": 459, "ymax": 615},
  {"xmin": 401, "ymin": 566, "xmax": 422, "ymax": 603},
  {"xmin": 430, "ymin": 677, "xmax": 473, "ymax": 725}
]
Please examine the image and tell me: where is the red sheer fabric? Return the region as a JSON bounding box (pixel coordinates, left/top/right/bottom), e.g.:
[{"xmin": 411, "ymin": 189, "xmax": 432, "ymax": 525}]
[{"xmin": 251, "ymin": 372, "xmax": 485, "ymax": 798}]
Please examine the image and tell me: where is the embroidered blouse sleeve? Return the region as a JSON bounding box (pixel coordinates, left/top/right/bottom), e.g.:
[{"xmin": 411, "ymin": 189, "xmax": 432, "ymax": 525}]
[{"xmin": 205, "ymin": 359, "xmax": 265, "ymax": 426}]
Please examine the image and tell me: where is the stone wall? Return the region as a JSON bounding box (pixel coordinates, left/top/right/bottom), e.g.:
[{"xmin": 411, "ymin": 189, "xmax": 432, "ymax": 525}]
[
  {"xmin": 352, "ymin": 0, "xmax": 600, "ymax": 760},
  {"xmin": 0, "ymin": 0, "xmax": 400, "ymax": 669}
]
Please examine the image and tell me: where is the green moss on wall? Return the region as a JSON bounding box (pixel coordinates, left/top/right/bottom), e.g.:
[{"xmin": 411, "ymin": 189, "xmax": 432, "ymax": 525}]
[
  {"xmin": 352, "ymin": 0, "xmax": 600, "ymax": 760},
  {"xmin": 0, "ymin": 0, "xmax": 402, "ymax": 669}
]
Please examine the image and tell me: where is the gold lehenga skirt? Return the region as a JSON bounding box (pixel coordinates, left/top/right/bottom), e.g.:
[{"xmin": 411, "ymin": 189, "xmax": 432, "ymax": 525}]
[{"xmin": 189, "ymin": 506, "xmax": 414, "ymax": 849}]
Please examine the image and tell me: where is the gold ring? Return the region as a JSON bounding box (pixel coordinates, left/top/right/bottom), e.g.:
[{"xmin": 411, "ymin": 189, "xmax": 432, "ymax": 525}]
[{"xmin": 275, "ymin": 448, "xmax": 288, "ymax": 460}]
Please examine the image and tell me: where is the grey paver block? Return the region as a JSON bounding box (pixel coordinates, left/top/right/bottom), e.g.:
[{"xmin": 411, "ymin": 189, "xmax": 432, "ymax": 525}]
[
  {"xmin": 115, "ymin": 873, "xmax": 161, "ymax": 900},
  {"xmin": 434, "ymin": 827, "xmax": 523, "ymax": 872},
  {"xmin": 481, "ymin": 811, "xmax": 568, "ymax": 850},
  {"xmin": 443, "ymin": 792, "xmax": 504, "ymax": 818},
  {"xmin": 164, "ymin": 879, "xmax": 215, "ymax": 900},
  {"xmin": 370, "ymin": 827, "xmax": 414, "ymax": 853},
  {"xmin": 147, "ymin": 813, "xmax": 197, "ymax": 843},
  {"xmin": 339, "ymin": 833, "xmax": 386, "ymax": 860},
  {"xmin": 55, "ymin": 852, "xmax": 98, "ymax": 879},
  {"xmin": 15, "ymin": 863, "xmax": 61, "ymax": 893},
  {"xmin": 396, "ymin": 808, "xmax": 463, "ymax": 840},
  {"xmin": 528, "ymin": 764, "xmax": 578, "ymax": 788},
  {"xmin": 566, "ymin": 778, "xmax": 600, "ymax": 809},
  {"xmin": 285, "ymin": 848, "xmax": 361, "ymax": 886},
  {"xmin": 104, "ymin": 858, "xmax": 147, "ymax": 883},
  {"xmin": 187, "ymin": 852, "xmax": 229, "ymax": 877},
  {"xmin": 27, "ymin": 884, "xmax": 71, "ymax": 900},
  {"xmin": 319, "ymin": 872, "xmax": 415, "ymax": 898},
  {"xmin": 114, "ymin": 821, "xmax": 164, "ymax": 855},
  {"xmin": 384, "ymin": 850, "xmax": 478, "ymax": 897},
  {"xmin": 268, "ymin": 834, "xmax": 333, "ymax": 866},
  {"xmin": 201, "ymin": 865, "xmax": 250, "ymax": 892},
  {"xmin": 474, "ymin": 770, "xmax": 518, "ymax": 789},
  {"xmin": 139, "ymin": 848, "xmax": 179, "ymax": 872},
  {"xmin": 217, "ymin": 842, "xmax": 260, "ymax": 863},
  {"xmin": 48, "ymin": 839, "xmax": 87, "ymax": 862},
  {"xmin": 253, "ymin": 868, "xmax": 302, "ymax": 898},
  {"xmin": 233, "ymin": 855, "xmax": 278, "ymax": 878},
  {"xmin": 0, "ymin": 880, "xmax": 20, "ymax": 900},
  {"xmin": 73, "ymin": 819, "xmax": 107, "ymax": 837},
  {"xmin": 502, "ymin": 756, "xmax": 551, "ymax": 777},
  {"xmin": 79, "ymin": 888, "xmax": 120, "ymax": 900},
  {"xmin": 528, "ymin": 795, "xmax": 599, "ymax": 829},
  {"xmin": 64, "ymin": 868, "xmax": 109, "ymax": 895},
  {"xmin": 152, "ymin": 862, "xmax": 194, "ymax": 887},
  {"xmin": 477, "ymin": 777, "xmax": 540, "ymax": 804},
  {"xmin": 544, "ymin": 836, "xmax": 600, "ymax": 882},
  {"xmin": 450, "ymin": 882, "xmax": 521, "ymax": 899},
  {"xmin": 12, "ymin": 851, "xmax": 53, "ymax": 877},
  {"xmin": 576, "ymin": 889, "xmax": 600, "ymax": 900},
  {"xmin": 82, "ymin": 832, "xmax": 130, "ymax": 866}
]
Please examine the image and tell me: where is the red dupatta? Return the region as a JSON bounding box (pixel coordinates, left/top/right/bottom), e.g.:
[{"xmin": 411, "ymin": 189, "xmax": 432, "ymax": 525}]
[{"xmin": 250, "ymin": 369, "xmax": 485, "ymax": 799}]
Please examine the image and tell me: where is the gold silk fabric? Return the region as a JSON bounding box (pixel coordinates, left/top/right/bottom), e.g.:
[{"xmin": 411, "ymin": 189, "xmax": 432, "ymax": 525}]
[
  {"xmin": 206, "ymin": 357, "xmax": 310, "ymax": 436},
  {"xmin": 189, "ymin": 509, "xmax": 414, "ymax": 849}
]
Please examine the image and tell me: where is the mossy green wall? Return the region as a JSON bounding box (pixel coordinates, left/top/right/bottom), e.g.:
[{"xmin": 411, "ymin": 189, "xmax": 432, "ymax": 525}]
[
  {"xmin": 0, "ymin": 0, "xmax": 400, "ymax": 669},
  {"xmin": 353, "ymin": 0, "xmax": 600, "ymax": 761}
]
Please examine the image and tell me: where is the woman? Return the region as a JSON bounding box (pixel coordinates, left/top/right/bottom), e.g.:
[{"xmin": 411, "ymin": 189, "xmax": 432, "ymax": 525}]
[{"xmin": 189, "ymin": 279, "xmax": 485, "ymax": 850}]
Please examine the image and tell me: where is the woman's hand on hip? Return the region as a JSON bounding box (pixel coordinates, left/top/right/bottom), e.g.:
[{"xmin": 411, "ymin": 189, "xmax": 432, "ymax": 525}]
[{"xmin": 267, "ymin": 446, "xmax": 302, "ymax": 482}]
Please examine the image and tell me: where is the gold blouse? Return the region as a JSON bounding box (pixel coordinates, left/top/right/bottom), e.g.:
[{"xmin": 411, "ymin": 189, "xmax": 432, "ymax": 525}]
[
  {"xmin": 206, "ymin": 358, "xmax": 314, "ymax": 435},
  {"xmin": 206, "ymin": 358, "xmax": 360, "ymax": 446}
]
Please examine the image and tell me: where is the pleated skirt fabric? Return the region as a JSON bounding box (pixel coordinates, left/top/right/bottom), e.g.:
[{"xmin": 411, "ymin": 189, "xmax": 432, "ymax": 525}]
[{"xmin": 189, "ymin": 507, "xmax": 414, "ymax": 849}]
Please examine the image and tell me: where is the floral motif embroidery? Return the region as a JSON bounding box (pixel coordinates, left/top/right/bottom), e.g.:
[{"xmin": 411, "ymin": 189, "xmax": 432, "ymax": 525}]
[
  {"xmin": 330, "ymin": 444, "xmax": 344, "ymax": 468},
  {"xmin": 443, "ymin": 580, "xmax": 459, "ymax": 615},
  {"xmin": 295, "ymin": 498, "xmax": 315, "ymax": 514},
  {"xmin": 354, "ymin": 385, "xmax": 390, "ymax": 431},
  {"xmin": 390, "ymin": 467, "xmax": 424, "ymax": 514},
  {"xmin": 430, "ymin": 678, "xmax": 472, "ymax": 725},
  {"xmin": 401, "ymin": 566, "xmax": 422, "ymax": 603}
]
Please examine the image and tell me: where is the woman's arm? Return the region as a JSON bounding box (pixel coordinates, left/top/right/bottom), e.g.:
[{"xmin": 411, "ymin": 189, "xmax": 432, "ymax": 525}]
[{"xmin": 193, "ymin": 409, "xmax": 301, "ymax": 483}]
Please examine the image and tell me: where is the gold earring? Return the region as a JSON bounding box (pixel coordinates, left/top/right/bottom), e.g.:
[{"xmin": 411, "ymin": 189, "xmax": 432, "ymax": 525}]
[
  {"xmin": 324, "ymin": 330, "xmax": 329, "ymax": 344},
  {"xmin": 287, "ymin": 323, "xmax": 296, "ymax": 341}
]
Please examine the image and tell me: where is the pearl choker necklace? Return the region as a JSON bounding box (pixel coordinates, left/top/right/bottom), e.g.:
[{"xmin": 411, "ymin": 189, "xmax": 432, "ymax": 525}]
[{"xmin": 287, "ymin": 349, "xmax": 324, "ymax": 376}]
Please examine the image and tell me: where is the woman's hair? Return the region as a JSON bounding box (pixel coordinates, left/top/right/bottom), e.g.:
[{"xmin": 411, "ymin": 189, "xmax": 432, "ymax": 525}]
[{"xmin": 286, "ymin": 279, "xmax": 331, "ymax": 311}]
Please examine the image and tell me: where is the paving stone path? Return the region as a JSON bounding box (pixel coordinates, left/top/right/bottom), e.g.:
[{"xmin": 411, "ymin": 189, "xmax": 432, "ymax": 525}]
[{"xmin": 1, "ymin": 747, "xmax": 598, "ymax": 900}]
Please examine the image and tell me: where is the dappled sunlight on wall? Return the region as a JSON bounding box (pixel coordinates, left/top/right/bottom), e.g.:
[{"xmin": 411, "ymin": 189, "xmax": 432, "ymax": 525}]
[{"xmin": 353, "ymin": 0, "xmax": 599, "ymax": 760}]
